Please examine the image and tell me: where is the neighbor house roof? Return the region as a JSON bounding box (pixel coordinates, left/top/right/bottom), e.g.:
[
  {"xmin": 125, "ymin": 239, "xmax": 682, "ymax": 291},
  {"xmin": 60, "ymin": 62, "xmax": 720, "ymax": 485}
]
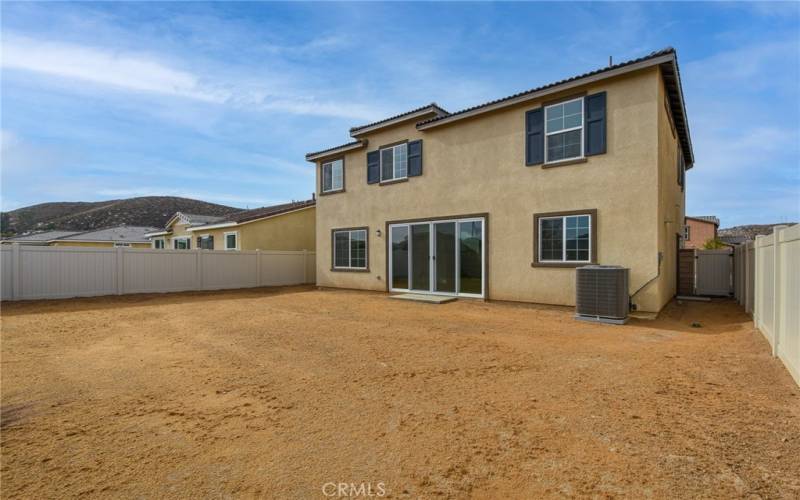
[
  {"xmin": 58, "ymin": 225, "xmax": 160, "ymax": 243},
  {"xmin": 719, "ymin": 235, "xmax": 748, "ymax": 245},
  {"xmin": 306, "ymin": 47, "xmax": 694, "ymax": 168},
  {"xmin": 174, "ymin": 199, "xmax": 316, "ymax": 232},
  {"xmin": 164, "ymin": 212, "xmax": 230, "ymax": 229},
  {"xmin": 686, "ymin": 216, "xmax": 720, "ymax": 226},
  {"xmin": 2, "ymin": 230, "xmax": 82, "ymax": 243}
]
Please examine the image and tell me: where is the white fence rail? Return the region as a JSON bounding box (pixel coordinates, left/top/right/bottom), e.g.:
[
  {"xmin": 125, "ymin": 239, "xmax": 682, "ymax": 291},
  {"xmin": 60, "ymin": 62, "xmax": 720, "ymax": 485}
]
[
  {"xmin": 748, "ymin": 225, "xmax": 799, "ymax": 386},
  {"xmin": 0, "ymin": 245, "xmax": 315, "ymax": 301}
]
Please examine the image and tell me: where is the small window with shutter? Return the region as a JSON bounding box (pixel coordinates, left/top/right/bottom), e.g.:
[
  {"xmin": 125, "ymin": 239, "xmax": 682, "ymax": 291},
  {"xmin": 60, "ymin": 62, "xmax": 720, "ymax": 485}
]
[{"xmin": 380, "ymin": 143, "xmax": 408, "ymax": 182}]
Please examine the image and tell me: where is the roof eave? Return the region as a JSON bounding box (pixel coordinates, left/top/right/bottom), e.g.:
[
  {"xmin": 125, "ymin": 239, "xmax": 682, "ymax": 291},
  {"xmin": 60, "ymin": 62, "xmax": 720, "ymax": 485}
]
[
  {"xmin": 305, "ymin": 140, "xmax": 368, "ymax": 162},
  {"xmin": 349, "ymin": 107, "xmax": 446, "ymax": 138},
  {"xmin": 187, "ymin": 204, "xmax": 316, "ymax": 230},
  {"xmin": 417, "ymin": 53, "xmax": 675, "ymax": 131}
]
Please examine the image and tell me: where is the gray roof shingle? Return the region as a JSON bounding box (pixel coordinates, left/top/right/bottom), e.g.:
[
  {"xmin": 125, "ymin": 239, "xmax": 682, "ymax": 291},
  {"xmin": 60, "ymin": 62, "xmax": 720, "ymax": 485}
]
[{"xmin": 60, "ymin": 225, "xmax": 161, "ymax": 242}]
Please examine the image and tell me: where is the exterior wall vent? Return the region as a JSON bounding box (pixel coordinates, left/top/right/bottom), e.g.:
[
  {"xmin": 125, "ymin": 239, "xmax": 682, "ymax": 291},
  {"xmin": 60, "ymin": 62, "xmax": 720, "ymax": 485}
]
[{"xmin": 575, "ymin": 265, "xmax": 629, "ymax": 324}]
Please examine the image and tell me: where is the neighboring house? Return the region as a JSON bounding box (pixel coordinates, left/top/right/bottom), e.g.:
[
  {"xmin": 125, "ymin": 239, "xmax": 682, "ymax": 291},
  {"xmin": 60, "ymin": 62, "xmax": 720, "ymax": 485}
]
[
  {"xmin": 306, "ymin": 47, "xmax": 693, "ymax": 313},
  {"xmin": 684, "ymin": 216, "xmax": 719, "ymax": 249},
  {"xmin": 2, "ymin": 226, "xmax": 157, "ymax": 248},
  {"xmin": 146, "ymin": 200, "xmax": 315, "ymax": 251}
]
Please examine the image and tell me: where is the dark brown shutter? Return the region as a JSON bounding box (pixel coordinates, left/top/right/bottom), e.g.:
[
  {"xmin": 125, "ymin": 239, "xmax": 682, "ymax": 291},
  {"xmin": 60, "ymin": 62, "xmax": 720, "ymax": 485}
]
[
  {"xmin": 525, "ymin": 108, "xmax": 544, "ymax": 165},
  {"xmin": 408, "ymin": 140, "xmax": 422, "ymax": 177},
  {"xmin": 367, "ymin": 151, "xmax": 380, "ymax": 184},
  {"xmin": 585, "ymin": 92, "xmax": 606, "ymax": 156}
]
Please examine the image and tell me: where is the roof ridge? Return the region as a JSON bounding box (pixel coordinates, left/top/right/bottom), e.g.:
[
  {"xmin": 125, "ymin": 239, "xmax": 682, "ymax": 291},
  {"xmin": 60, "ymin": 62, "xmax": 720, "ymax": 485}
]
[{"xmin": 417, "ymin": 47, "xmax": 675, "ymax": 127}]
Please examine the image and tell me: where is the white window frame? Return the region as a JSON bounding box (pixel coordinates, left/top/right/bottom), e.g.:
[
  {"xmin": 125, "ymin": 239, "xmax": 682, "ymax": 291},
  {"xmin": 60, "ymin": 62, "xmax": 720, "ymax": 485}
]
[
  {"xmin": 321, "ymin": 159, "xmax": 344, "ymax": 193},
  {"xmin": 380, "ymin": 143, "xmax": 408, "ymax": 182},
  {"xmin": 223, "ymin": 231, "xmax": 239, "ymax": 251},
  {"xmin": 173, "ymin": 237, "xmax": 190, "ymax": 250},
  {"xmin": 684, "ymin": 225, "xmax": 691, "ymax": 241},
  {"xmin": 332, "ymin": 229, "xmax": 368, "ymax": 270},
  {"xmin": 537, "ymin": 214, "xmax": 592, "ymax": 264},
  {"xmin": 152, "ymin": 238, "xmax": 165, "ymax": 249},
  {"xmin": 113, "ymin": 242, "xmax": 131, "ymax": 248},
  {"xmin": 544, "ymin": 97, "xmax": 584, "ymax": 164}
]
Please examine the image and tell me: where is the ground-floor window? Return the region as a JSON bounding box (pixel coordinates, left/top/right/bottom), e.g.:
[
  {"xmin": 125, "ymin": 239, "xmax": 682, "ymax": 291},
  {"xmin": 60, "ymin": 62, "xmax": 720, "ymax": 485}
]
[
  {"xmin": 113, "ymin": 243, "xmax": 131, "ymax": 248},
  {"xmin": 533, "ymin": 210, "xmax": 596, "ymax": 265},
  {"xmin": 332, "ymin": 228, "xmax": 368, "ymax": 270},
  {"xmin": 224, "ymin": 231, "xmax": 239, "ymax": 251},
  {"xmin": 152, "ymin": 238, "xmax": 165, "ymax": 249},
  {"xmin": 173, "ymin": 237, "xmax": 190, "ymax": 250},
  {"xmin": 198, "ymin": 235, "xmax": 214, "ymax": 250}
]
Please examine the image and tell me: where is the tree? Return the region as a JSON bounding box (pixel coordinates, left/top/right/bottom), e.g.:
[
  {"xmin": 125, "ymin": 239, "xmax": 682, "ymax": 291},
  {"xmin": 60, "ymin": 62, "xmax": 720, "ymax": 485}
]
[{"xmin": 702, "ymin": 237, "xmax": 727, "ymax": 250}]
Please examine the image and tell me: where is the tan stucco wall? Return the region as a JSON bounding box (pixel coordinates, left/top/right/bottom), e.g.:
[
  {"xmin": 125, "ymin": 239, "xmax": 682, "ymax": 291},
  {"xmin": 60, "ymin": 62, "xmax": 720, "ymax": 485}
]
[
  {"xmin": 315, "ymin": 66, "xmax": 678, "ymax": 312},
  {"xmin": 160, "ymin": 208, "xmax": 315, "ymax": 251},
  {"xmin": 50, "ymin": 241, "xmax": 150, "ymax": 248},
  {"xmin": 651, "ymin": 67, "xmax": 686, "ymax": 308}
]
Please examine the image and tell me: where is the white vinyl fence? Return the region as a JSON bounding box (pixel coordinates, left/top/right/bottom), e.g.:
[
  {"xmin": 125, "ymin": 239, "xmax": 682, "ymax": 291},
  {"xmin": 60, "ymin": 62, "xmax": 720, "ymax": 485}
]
[
  {"xmin": 746, "ymin": 225, "xmax": 799, "ymax": 386},
  {"xmin": 0, "ymin": 245, "xmax": 315, "ymax": 301}
]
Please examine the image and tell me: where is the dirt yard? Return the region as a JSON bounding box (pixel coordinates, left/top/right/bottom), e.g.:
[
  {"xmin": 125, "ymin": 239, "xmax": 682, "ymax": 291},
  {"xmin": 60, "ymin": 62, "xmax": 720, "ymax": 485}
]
[{"xmin": 1, "ymin": 287, "xmax": 798, "ymax": 499}]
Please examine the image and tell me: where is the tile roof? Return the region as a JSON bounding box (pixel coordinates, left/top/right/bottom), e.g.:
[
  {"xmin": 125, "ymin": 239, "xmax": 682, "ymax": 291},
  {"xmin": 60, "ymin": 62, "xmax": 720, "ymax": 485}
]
[
  {"xmin": 417, "ymin": 48, "xmax": 677, "ymax": 127},
  {"xmin": 349, "ymin": 103, "xmax": 448, "ymax": 135},
  {"xmin": 188, "ymin": 199, "xmax": 316, "ymax": 228},
  {"xmin": 225, "ymin": 199, "xmax": 316, "ymax": 224},
  {"xmin": 3, "ymin": 230, "xmax": 82, "ymax": 242},
  {"xmin": 720, "ymin": 235, "xmax": 748, "ymax": 245},
  {"xmin": 60, "ymin": 225, "xmax": 161, "ymax": 242},
  {"xmin": 305, "ymin": 140, "xmax": 364, "ymax": 160},
  {"xmin": 179, "ymin": 213, "xmax": 229, "ymax": 226}
]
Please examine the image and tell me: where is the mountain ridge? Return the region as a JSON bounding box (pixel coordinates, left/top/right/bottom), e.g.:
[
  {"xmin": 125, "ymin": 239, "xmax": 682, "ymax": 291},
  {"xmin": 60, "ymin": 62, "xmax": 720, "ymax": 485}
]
[{"xmin": 1, "ymin": 196, "xmax": 241, "ymax": 235}]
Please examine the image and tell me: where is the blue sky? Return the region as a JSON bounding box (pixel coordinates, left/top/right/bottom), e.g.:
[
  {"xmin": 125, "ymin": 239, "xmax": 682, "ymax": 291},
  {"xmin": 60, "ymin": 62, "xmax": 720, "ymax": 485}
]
[{"xmin": 1, "ymin": 1, "xmax": 798, "ymax": 227}]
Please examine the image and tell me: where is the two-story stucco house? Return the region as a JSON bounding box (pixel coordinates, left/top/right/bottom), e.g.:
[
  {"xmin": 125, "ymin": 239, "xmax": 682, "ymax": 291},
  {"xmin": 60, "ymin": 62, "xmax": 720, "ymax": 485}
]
[{"xmin": 306, "ymin": 48, "xmax": 693, "ymax": 313}]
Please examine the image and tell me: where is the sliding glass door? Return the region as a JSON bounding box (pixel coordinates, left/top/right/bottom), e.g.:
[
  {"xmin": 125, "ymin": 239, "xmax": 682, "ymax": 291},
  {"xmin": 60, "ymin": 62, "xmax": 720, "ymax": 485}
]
[
  {"xmin": 389, "ymin": 217, "xmax": 484, "ymax": 297},
  {"xmin": 411, "ymin": 224, "xmax": 430, "ymax": 291}
]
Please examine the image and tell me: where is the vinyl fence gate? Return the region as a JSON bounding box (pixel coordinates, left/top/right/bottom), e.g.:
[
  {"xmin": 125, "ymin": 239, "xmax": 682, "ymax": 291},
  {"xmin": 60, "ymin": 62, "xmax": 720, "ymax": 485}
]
[
  {"xmin": 695, "ymin": 248, "xmax": 733, "ymax": 296},
  {"xmin": 678, "ymin": 248, "xmax": 733, "ymax": 296}
]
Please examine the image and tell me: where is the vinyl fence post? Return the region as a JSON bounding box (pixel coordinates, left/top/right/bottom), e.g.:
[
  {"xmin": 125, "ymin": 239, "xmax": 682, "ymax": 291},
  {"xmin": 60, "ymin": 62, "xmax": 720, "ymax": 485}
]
[
  {"xmin": 302, "ymin": 249, "xmax": 308, "ymax": 284},
  {"xmin": 256, "ymin": 249, "xmax": 262, "ymax": 287},
  {"xmin": 772, "ymin": 226, "xmax": 786, "ymax": 357},
  {"xmin": 754, "ymin": 237, "xmax": 762, "ymax": 329},
  {"xmin": 196, "ymin": 249, "xmax": 203, "ymax": 290},
  {"xmin": 116, "ymin": 246, "xmax": 124, "ymax": 295},
  {"xmin": 11, "ymin": 243, "xmax": 21, "ymax": 300}
]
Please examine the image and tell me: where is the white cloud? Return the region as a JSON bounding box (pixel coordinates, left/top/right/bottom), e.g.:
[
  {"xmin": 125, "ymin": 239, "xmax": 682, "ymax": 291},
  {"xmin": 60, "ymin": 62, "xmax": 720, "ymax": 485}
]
[
  {"xmin": 1, "ymin": 34, "xmax": 379, "ymax": 121},
  {"xmin": 2, "ymin": 35, "xmax": 227, "ymax": 102}
]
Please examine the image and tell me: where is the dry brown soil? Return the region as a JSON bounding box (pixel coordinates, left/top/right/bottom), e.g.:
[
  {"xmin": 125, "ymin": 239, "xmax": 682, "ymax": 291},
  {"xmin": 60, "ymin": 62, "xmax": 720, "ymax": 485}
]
[{"xmin": 1, "ymin": 287, "xmax": 798, "ymax": 499}]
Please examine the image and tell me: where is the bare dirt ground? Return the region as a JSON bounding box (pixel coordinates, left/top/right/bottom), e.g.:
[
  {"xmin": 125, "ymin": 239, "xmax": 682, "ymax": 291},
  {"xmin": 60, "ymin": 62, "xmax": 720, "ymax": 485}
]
[{"xmin": 1, "ymin": 287, "xmax": 798, "ymax": 499}]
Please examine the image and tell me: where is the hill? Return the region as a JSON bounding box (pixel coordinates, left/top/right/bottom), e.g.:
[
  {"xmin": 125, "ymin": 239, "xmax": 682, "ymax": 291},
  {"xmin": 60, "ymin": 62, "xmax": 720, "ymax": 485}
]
[
  {"xmin": 1, "ymin": 197, "xmax": 240, "ymax": 235},
  {"xmin": 719, "ymin": 223, "xmax": 797, "ymax": 240}
]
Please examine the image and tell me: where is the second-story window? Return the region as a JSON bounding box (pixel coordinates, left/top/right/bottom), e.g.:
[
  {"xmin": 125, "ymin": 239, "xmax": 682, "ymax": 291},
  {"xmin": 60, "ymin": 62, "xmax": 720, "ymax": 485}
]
[
  {"xmin": 322, "ymin": 159, "xmax": 344, "ymax": 193},
  {"xmin": 380, "ymin": 143, "xmax": 408, "ymax": 182},
  {"xmin": 545, "ymin": 98, "xmax": 583, "ymax": 163}
]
